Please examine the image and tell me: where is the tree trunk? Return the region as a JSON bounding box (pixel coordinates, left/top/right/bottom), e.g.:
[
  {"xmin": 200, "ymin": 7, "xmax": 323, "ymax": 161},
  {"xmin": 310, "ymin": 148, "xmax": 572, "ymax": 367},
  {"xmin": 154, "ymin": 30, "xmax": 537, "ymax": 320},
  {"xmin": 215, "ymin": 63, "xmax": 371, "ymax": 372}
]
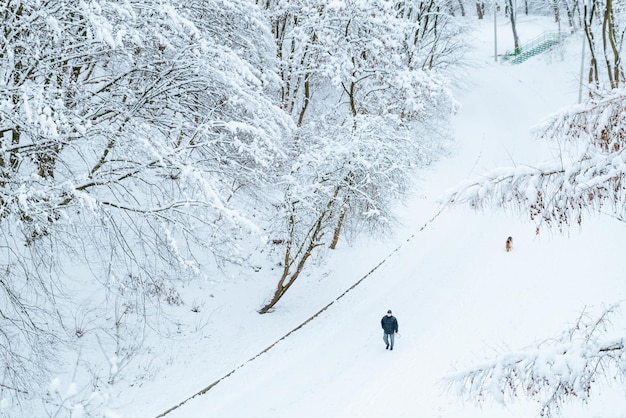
[
  {"xmin": 10, "ymin": 127, "xmax": 20, "ymax": 172},
  {"xmin": 584, "ymin": 1, "xmax": 600, "ymax": 86},
  {"xmin": 476, "ymin": 2, "xmax": 484, "ymax": 19},
  {"xmin": 506, "ymin": 0, "xmax": 521, "ymax": 53},
  {"xmin": 329, "ymin": 207, "xmax": 346, "ymax": 249},
  {"xmin": 564, "ymin": 0, "xmax": 575, "ymax": 31},
  {"xmin": 259, "ymin": 213, "xmax": 326, "ymax": 314},
  {"xmin": 552, "ymin": 0, "xmax": 560, "ymax": 22},
  {"xmin": 602, "ymin": 0, "xmax": 621, "ymax": 88},
  {"xmin": 457, "ymin": 0, "xmax": 466, "ymax": 16},
  {"xmin": 297, "ymin": 71, "xmax": 311, "ymax": 127}
]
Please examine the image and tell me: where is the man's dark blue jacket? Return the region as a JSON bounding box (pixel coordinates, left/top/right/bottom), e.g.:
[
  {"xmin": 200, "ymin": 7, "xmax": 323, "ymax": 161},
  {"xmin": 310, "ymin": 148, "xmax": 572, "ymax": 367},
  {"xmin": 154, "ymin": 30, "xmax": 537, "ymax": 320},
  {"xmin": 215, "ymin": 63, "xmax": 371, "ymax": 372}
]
[{"xmin": 381, "ymin": 315, "xmax": 398, "ymax": 334}]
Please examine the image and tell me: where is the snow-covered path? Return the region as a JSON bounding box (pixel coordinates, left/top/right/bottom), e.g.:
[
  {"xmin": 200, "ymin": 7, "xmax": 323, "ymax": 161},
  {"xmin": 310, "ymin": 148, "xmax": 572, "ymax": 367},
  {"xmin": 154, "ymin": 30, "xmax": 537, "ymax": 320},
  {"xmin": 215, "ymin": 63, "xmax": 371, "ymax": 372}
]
[{"xmin": 142, "ymin": 17, "xmax": 626, "ymax": 418}]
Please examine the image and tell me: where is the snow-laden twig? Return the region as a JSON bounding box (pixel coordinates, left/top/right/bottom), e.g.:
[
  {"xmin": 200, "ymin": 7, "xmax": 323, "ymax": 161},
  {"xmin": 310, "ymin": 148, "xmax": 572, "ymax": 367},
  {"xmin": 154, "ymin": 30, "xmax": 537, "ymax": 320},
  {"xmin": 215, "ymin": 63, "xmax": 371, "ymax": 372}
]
[{"xmin": 443, "ymin": 304, "xmax": 626, "ymax": 417}]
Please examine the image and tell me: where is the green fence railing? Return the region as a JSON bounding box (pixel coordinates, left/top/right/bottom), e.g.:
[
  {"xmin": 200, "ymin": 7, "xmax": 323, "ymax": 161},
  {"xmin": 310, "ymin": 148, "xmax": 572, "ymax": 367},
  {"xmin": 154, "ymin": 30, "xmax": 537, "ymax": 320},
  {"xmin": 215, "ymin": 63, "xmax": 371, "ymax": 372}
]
[{"xmin": 501, "ymin": 31, "xmax": 570, "ymax": 64}]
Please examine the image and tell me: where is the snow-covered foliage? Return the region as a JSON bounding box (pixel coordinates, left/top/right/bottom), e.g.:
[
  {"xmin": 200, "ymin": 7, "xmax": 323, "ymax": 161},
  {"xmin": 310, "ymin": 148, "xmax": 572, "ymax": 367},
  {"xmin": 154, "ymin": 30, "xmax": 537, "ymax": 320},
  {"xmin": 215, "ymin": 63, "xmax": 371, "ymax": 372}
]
[
  {"xmin": 444, "ymin": 304, "xmax": 626, "ymax": 417},
  {"xmin": 0, "ymin": 0, "xmax": 291, "ymax": 413},
  {"xmin": 441, "ymin": 3, "xmax": 626, "ymax": 414},
  {"xmin": 1, "ymin": 0, "xmax": 463, "ymax": 412},
  {"xmin": 284, "ymin": 70, "xmax": 456, "ymax": 238},
  {"xmin": 258, "ymin": 0, "xmax": 462, "ymax": 312},
  {"xmin": 445, "ymin": 87, "xmax": 626, "ymax": 231},
  {"xmin": 444, "ymin": 0, "xmax": 626, "ymax": 231},
  {"xmin": 126, "ymin": 14, "xmax": 626, "ymax": 418}
]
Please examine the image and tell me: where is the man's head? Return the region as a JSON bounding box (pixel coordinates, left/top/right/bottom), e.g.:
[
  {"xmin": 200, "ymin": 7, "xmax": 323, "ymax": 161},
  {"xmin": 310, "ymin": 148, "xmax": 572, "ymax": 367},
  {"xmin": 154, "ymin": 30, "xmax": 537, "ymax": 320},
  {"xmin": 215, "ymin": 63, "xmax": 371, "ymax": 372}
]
[{"xmin": 387, "ymin": 309, "xmax": 392, "ymax": 316}]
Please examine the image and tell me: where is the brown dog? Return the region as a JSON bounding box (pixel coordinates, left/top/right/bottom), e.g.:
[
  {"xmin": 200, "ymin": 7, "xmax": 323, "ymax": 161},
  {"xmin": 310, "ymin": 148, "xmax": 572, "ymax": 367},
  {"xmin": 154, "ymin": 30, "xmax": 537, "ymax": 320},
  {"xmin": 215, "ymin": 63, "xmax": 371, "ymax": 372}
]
[{"xmin": 505, "ymin": 236, "xmax": 513, "ymax": 252}]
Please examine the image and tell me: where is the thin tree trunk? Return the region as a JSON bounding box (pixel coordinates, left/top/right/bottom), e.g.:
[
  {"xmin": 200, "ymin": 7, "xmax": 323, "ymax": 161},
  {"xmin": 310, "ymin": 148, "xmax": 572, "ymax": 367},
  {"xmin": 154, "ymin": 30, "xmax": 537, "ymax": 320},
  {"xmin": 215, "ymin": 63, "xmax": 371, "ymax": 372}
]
[
  {"xmin": 259, "ymin": 212, "xmax": 326, "ymax": 314},
  {"xmin": 506, "ymin": 0, "xmax": 521, "ymax": 53},
  {"xmin": 564, "ymin": 0, "xmax": 575, "ymax": 31},
  {"xmin": 297, "ymin": 72, "xmax": 311, "ymax": 127},
  {"xmin": 476, "ymin": 2, "xmax": 484, "ymax": 19},
  {"xmin": 584, "ymin": 1, "xmax": 600, "ymax": 85},
  {"xmin": 10, "ymin": 127, "xmax": 20, "ymax": 171},
  {"xmin": 329, "ymin": 207, "xmax": 346, "ymax": 249},
  {"xmin": 552, "ymin": 0, "xmax": 560, "ymax": 22},
  {"xmin": 457, "ymin": 0, "xmax": 466, "ymax": 16},
  {"xmin": 602, "ymin": 0, "xmax": 621, "ymax": 88}
]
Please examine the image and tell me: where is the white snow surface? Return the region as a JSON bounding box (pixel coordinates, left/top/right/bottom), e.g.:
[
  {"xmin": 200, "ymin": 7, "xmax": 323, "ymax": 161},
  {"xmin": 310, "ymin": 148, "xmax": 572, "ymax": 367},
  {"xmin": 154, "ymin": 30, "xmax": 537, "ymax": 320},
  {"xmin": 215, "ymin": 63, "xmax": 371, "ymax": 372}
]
[{"xmin": 114, "ymin": 16, "xmax": 626, "ymax": 418}]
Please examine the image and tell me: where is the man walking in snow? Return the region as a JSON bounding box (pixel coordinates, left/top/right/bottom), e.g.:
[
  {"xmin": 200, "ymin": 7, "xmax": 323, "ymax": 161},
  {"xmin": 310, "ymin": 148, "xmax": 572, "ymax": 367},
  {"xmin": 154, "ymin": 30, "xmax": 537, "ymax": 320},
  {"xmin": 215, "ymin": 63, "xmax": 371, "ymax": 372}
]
[{"xmin": 381, "ymin": 309, "xmax": 398, "ymax": 350}]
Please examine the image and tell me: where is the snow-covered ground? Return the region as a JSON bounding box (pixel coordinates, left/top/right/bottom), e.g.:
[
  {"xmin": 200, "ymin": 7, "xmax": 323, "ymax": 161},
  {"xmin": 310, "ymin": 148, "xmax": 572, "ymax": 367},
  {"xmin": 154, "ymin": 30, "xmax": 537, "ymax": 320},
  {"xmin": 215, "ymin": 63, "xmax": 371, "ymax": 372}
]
[{"xmin": 115, "ymin": 16, "xmax": 626, "ymax": 418}]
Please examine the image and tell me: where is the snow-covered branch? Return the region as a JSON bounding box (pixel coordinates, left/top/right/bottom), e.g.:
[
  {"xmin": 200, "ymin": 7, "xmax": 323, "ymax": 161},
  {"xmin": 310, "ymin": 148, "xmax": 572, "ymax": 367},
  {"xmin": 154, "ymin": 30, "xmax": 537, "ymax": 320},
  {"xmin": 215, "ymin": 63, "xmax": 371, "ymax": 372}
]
[
  {"xmin": 0, "ymin": 0, "xmax": 290, "ymax": 413},
  {"xmin": 444, "ymin": 304, "xmax": 626, "ymax": 417},
  {"xmin": 445, "ymin": 87, "xmax": 626, "ymax": 230}
]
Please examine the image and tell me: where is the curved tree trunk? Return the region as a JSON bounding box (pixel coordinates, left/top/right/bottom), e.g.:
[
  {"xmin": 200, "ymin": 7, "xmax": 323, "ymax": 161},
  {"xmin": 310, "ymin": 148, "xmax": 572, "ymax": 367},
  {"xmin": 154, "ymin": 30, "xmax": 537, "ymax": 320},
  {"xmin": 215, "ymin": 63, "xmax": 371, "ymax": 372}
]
[{"xmin": 259, "ymin": 212, "xmax": 326, "ymax": 314}]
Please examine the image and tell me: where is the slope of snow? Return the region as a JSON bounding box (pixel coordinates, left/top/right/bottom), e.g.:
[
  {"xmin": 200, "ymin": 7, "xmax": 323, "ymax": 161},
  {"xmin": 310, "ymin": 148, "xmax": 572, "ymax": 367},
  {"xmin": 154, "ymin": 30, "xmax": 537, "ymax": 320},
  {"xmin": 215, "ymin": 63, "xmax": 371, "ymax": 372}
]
[{"xmin": 119, "ymin": 16, "xmax": 626, "ymax": 418}]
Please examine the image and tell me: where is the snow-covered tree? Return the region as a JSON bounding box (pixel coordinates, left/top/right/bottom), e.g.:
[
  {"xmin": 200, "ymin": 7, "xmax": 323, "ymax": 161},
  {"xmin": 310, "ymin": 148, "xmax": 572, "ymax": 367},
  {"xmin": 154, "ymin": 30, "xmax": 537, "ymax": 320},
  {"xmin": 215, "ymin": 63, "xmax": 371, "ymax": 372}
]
[
  {"xmin": 0, "ymin": 0, "xmax": 290, "ymax": 412},
  {"xmin": 446, "ymin": 87, "xmax": 626, "ymax": 231},
  {"xmin": 582, "ymin": 0, "xmax": 624, "ymax": 88},
  {"xmin": 443, "ymin": 4, "xmax": 626, "ymax": 414},
  {"xmin": 444, "ymin": 304, "xmax": 626, "ymax": 417},
  {"xmin": 445, "ymin": 0, "xmax": 625, "ymax": 228},
  {"xmin": 259, "ymin": 0, "xmax": 461, "ymax": 313}
]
